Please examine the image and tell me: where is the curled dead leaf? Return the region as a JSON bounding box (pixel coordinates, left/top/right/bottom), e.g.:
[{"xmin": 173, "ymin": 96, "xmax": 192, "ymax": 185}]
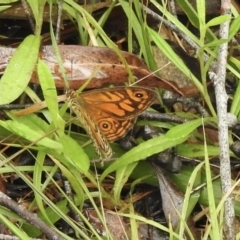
[{"xmin": 0, "ymin": 45, "xmax": 196, "ymax": 95}]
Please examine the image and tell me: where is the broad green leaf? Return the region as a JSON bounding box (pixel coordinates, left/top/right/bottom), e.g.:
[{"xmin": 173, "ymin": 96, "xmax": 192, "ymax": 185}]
[
  {"xmin": 165, "ymin": 118, "xmax": 211, "ymax": 139},
  {"xmin": 59, "ymin": 134, "xmax": 90, "ymax": 172},
  {"xmin": 178, "ymin": 144, "xmax": 220, "ymax": 158},
  {"xmin": 101, "ymin": 118, "xmax": 209, "ymax": 180},
  {"xmin": 7, "ymin": 112, "xmax": 50, "ymax": 133},
  {"xmin": 0, "ymin": 35, "xmax": 40, "ymax": 104},
  {"xmin": 0, "ymin": 120, "xmax": 62, "ymax": 150}
]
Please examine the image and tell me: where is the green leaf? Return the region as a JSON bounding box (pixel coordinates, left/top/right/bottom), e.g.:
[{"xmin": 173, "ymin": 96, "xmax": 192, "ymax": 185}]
[
  {"xmin": 114, "ymin": 162, "xmax": 138, "ymax": 201},
  {"xmin": 59, "ymin": 134, "xmax": 90, "ymax": 172},
  {"xmin": 178, "ymin": 144, "xmax": 220, "ymax": 158},
  {"xmin": 0, "ymin": 120, "xmax": 62, "ymax": 150},
  {"xmin": 0, "ymin": 6, "xmax": 11, "ymax": 11},
  {"xmin": 0, "ymin": 0, "xmax": 18, "ymax": 4},
  {"xmin": 196, "ymin": 0, "xmax": 206, "ymax": 34},
  {"xmin": 170, "ymin": 0, "xmax": 216, "ymax": 41},
  {"xmin": 119, "ymin": 0, "xmax": 157, "ymax": 70},
  {"xmin": 37, "ymin": 59, "xmax": 65, "ymax": 130},
  {"xmin": 0, "ymin": 35, "xmax": 40, "ymax": 104},
  {"xmin": 229, "ymin": 15, "xmax": 240, "ymax": 40},
  {"xmin": 206, "ymin": 15, "xmax": 231, "ymax": 28},
  {"xmin": 200, "ymin": 39, "xmax": 228, "ymax": 49},
  {"xmin": 230, "ymin": 58, "xmax": 240, "ymax": 116},
  {"xmin": 101, "ymin": 118, "xmax": 209, "ymax": 180},
  {"xmin": 165, "ymin": 118, "xmax": 209, "ymax": 139},
  {"xmin": 7, "ymin": 112, "xmax": 50, "ymax": 133}
]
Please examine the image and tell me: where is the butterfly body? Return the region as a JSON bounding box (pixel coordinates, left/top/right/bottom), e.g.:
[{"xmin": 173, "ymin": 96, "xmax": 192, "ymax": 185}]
[{"xmin": 66, "ymin": 86, "xmax": 158, "ymax": 159}]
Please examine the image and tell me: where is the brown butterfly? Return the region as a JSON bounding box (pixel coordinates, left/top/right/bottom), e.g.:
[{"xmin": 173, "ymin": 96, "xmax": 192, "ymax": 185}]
[{"xmin": 66, "ymin": 86, "xmax": 158, "ymax": 159}]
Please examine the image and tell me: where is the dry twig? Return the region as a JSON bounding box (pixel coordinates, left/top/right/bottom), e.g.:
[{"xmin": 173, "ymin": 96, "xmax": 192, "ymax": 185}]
[
  {"xmin": 209, "ymin": 0, "xmax": 235, "ymax": 239},
  {"xmin": 0, "ymin": 191, "xmax": 64, "ymax": 240}
]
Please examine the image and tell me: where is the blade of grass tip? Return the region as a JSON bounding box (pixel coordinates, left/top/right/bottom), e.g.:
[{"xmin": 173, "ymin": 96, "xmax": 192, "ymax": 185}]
[
  {"xmin": 73, "ymin": 174, "xmax": 110, "ymax": 240},
  {"xmin": 179, "ymin": 161, "xmax": 203, "ymax": 237},
  {"xmin": 196, "ymin": 0, "xmax": 206, "ymax": 41},
  {"xmin": 33, "ymin": 151, "xmax": 53, "ymax": 225},
  {"xmin": 202, "ymin": 118, "xmax": 220, "ymax": 239},
  {"xmin": 133, "ymin": 0, "xmax": 157, "ymax": 69},
  {"xmin": 113, "ymin": 162, "xmax": 138, "ymax": 201},
  {"xmin": 50, "ymin": 155, "xmax": 86, "ymax": 208},
  {"xmin": 117, "ymin": 213, "xmax": 177, "ymax": 236},
  {"xmin": 0, "ymin": 213, "xmax": 31, "ymax": 240},
  {"xmin": 128, "ymin": 202, "xmax": 138, "ymax": 239}
]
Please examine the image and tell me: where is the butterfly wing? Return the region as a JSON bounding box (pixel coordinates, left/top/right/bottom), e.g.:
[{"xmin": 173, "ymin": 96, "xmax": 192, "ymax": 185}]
[
  {"xmin": 66, "ymin": 87, "xmax": 157, "ymax": 158},
  {"xmin": 81, "ymin": 87, "xmax": 157, "ymax": 141},
  {"xmin": 67, "ymin": 90, "xmax": 112, "ymax": 159},
  {"xmin": 81, "ymin": 86, "xmax": 158, "ymax": 119}
]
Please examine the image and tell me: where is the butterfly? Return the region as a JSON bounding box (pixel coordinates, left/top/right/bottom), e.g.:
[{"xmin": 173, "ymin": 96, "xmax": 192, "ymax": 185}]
[{"xmin": 66, "ymin": 86, "xmax": 158, "ymax": 159}]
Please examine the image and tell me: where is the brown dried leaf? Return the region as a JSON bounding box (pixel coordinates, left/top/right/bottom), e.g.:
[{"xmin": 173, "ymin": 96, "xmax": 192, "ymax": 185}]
[
  {"xmin": 83, "ymin": 208, "xmax": 130, "ymax": 239},
  {"xmin": 38, "ymin": 45, "xmax": 186, "ymax": 94},
  {"xmin": 0, "ymin": 45, "xmax": 187, "ymax": 95},
  {"xmin": 152, "ymin": 163, "xmax": 184, "ymax": 229}
]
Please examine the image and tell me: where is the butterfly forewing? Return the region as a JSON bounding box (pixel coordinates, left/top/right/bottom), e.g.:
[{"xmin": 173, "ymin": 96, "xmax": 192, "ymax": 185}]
[{"xmin": 81, "ymin": 87, "xmax": 158, "ymax": 120}]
